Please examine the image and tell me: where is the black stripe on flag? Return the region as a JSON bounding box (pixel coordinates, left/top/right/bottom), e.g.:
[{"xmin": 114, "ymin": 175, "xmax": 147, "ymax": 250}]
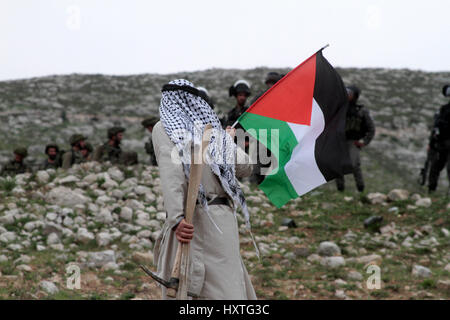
[{"xmin": 313, "ymin": 51, "xmax": 353, "ymax": 181}]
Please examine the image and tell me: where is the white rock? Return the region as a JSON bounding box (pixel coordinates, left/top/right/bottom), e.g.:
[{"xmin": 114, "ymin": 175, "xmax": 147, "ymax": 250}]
[
  {"xmin": 46, "ymin": 212, "xmax": 57, "ymax": 221},
  {"xmin": 387, "ymin": 189, "xmax": 409, "ymax": 201},
  {"xmin": 96, "ymin": 232, "xmax": 112, "ymax": 247},
  {"xmin": 367, "ymin": 192, "xmax": 387, "ymax": 204},
  {"xmin": 58, "ymin": 175, "xmax": 80, "ymax": 184},
  {"xmin": 137, "ymin": 230, "xmax": 152, "ymax": 239},
  {"xmin": 46, "ymin": 186, "xmax": 89, "ymax": 208},
  {"xmin": 40, "ymin": 281, "xmax": 59, "ymax": 295},
  {"xmin": 0, "ymin": 214, "xmax": 15, "ymax": 225},
  {"xmin": 356, "ymin": 255, "xmax": 382, "ymax": 265},
  {"xmin": 0, "ymin": 232, "xmax": 17, "ymax": 243},
  {"xmin": 415, "ymin": 198, "xmax": 432, "ymax": 208},
  {"xmin": 135, "ymin": 186, "xmax": 152, "ymax": 196},
  {"xmin": 107, "ymin": 167, "xmax": 124, "ymax": 182},
  {"xmin": 347, "ymin": 270, "xmax": 363, "ymax": 281},
  {"xmin": 95, "ymin": 208, "xmax": 113, "ymax": 224},
  {"xmin": 36, "ymin": 171, "xmax": 50, "ymax": 183},
  {"xmin": 412, "ymin": 265, "xmax": 432, "ymax": 278},
  {"xmin": 335, "ymin": 290, "xmax": 347, "ymax": 299},
  {"xmin": 16, "ymin": 264, "xmax": 32, "ymax": 272},
  {"xmin": 321, "ymin": 256, "xmax": 345, "ymax": 269},
  {"xmin": 112, "ymin": 189, "xmax": 125, "ymax": 199},
  {"xmin": 46, "ymin": 232, "xmax": 61, "ymax": 245},
  {"xmin": 131, "ymin": 251, "xmax": 154, "ymax": 265},
  {"xmin": 120, "ymin": 207, "xmax": 133, "ymax": 221},
  {"xmin": 102, "ymin": 179, "xmax": 118, "ymax": 190},
  {"xmin": 318, "ymin": 241, "xmax": 341, "ymax": 256},
  {"xmin": 442, "ymin": 228, "xmax": 450, "ymax": 237},
  {"xmin": 83, "ymin": 173, "xmax": 98, "ymax": 185},
  {"xmin": 63, "ymin": 216, "xmax": 74, "ymax": 227},
  {"xmin": 96, "ymin": 195, "xmax": 112, "ymax": 205},
  {"xmin": 102, "ymin": 262, "xmax": 119, "ymax": 271},
  {"xmin": 156, "ymin": 212, "xmax": 166, "ymax": 221},
  {"xmin": 125, "ymin": 199, "xmax": 145, "ymax": 210},
  {"xmin": 76, "ymin": 228, "xmax": 95, "ymax": 244},
  {"xmin": 87, "ymin": 250, "xmax": 116, "ymax": 267}
]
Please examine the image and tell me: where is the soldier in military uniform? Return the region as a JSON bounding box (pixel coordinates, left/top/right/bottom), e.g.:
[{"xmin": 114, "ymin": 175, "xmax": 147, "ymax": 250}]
[
  {"xmin": 428, "ymin": 84, "xmax": 450, "ymax": 192},
  {"xmin": 336, "ymin": 85, "xmax": 375, "ymax": 192},
  {"xmin": 224, "ymin": 80, "xmax": 252, "ymax": 128},
  {"xmin": 80, "ymin": 143, "xmax": 93, "ymax": 162},
  {"xmin": 93, "ymin": 127, "xmax": 126, "ymax": 164},
  {"xmin": 141, "ymin": 117, "xmax": 159, "ymax": 166},
  {"xmin": 0, "ymin": 147, "xmax": 30, "ymax": 176},
  {"xmin": 40, "ymin": 144, "xmax": 62, "ymax": 170},
  {"xmin": 62, "ymin": 134, "xmax": 87, "ymax": 169}
]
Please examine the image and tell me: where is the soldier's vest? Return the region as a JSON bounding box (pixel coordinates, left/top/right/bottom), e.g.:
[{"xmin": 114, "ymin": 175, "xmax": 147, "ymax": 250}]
[
  {"xmin": 345, "ymin": 104, "xmax": 368, "ymax": 140},
  {"xmin": 1, "ymin": 160, "xmax": 28, "ymax": 176},
  {"xmin": 99, "ymin": 143, "xmax": 122, "ymax": 164}
]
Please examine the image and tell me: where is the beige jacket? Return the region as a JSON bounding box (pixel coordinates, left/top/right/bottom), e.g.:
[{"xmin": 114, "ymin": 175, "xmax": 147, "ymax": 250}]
[{"xmin": 152, "ymin": 121, "xmax": 256, "ymax": 300}]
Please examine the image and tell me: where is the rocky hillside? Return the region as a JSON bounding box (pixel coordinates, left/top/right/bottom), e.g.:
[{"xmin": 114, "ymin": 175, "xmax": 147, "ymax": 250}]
[
  {"xmin": 0, "ymin": 162, "xmax": 449, "ymax": 299},
  {"xmin": 1, "ymin": 67, "xmax": 449, "ymax": 190}
]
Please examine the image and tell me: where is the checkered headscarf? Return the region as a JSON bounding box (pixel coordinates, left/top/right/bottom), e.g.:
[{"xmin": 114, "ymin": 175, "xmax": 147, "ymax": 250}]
[{"xmin": 159, "ymin": 79, "xmax": 250, "ymax": 228}]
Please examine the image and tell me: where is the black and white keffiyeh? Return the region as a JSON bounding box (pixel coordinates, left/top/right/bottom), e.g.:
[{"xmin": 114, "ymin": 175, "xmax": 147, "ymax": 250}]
[{"xmin": 159, "ymin": 79, "xmax": 251, "ymax": 230}]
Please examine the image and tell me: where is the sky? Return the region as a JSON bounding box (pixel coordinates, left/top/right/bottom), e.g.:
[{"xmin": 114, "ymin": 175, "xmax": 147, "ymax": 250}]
[{"xmin": 1, "ymin": 0, "xmax": 449, "ymax": 81}]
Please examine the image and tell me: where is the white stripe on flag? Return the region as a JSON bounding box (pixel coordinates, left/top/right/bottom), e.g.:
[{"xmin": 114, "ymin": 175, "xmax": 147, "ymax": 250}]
[{"xmin": 285, "ymin": 98, "xmax": 327, "ymax": 196}]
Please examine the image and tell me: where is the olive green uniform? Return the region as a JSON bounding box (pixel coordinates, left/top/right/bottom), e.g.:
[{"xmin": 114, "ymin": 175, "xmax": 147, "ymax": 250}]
[
  {"xmin": 61, "ymin": 150, "xmax": 85, "ymax": 169},
  {"xmin": 93, "ymin": 143, "xmax": 123, "ymax": 164},
  {"xmin": 40, "ymin": 159, "xmax": 61, "ymax": 170},
  {"xmin": 0, "ymin": 160, "xmax": 30, "ymax": 177}
]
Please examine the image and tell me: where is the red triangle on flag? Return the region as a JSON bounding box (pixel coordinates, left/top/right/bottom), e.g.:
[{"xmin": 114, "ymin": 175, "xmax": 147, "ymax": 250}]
[{"xmin": 247, "ymin": 53, "xmax": 317, "ymax": 126}]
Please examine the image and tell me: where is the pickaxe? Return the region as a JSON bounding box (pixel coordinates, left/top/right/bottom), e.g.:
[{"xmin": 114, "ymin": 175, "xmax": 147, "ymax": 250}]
[
  {"xmin": 139, "ymin": 264, "xmax": 199, "ymax": 298},
  {"xmin": 140, "ymin": 124, "xmax": 212, "ymax": 300}
]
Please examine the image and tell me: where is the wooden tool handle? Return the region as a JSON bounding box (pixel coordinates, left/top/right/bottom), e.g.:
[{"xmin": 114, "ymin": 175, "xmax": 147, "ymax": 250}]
[
  {"xmin": 166, "ymin": 244, "xmax": 182, "ymax": 298},
  {"xmin": 176, "ymin": 124, "xmax": 212, "ymax": 300}
]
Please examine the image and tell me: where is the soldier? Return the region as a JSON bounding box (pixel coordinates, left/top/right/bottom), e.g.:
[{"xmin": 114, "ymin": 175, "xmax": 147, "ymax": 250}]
[
  {"xmin": 93, "ymin": 126, "xmax": 126, "ymax": 164},
  {"xmin": 0, "ymin": 147, "xmax": 30, "ymax": 176},
  {"xmin": 62, "ymin": 134, "xmax": 87, "ymax": 169},
  {"xmin": 80, "ymin": 143, "xmax": 93, "ymax": 161},
  {"xmin": 428, "ymin": 85, "xmax": 450, "ymax": 192},
  {"xmin": 40, "ymin": 144, "xmax": 62, "ymax": 170},
  {"xmin": 336, "ymin": 85, "xmax": 375, "ymax": 192},
  {"xmin": 224, "ymin": 80, "xmax": 251, "ymax": 128},
  {"xmin": 141, "ymin": 116, "xmax": 159, "ymax": 166}
]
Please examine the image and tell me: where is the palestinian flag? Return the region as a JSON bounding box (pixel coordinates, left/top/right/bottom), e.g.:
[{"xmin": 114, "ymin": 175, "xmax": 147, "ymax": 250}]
[{"xmin": 238, "ymin": 49, "xmax": 352, "ymax": 208}]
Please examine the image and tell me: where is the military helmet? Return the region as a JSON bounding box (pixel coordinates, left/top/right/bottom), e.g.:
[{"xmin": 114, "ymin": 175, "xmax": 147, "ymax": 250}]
[
  {"xmin": 45, "ymin": 143, "xmax": 59, "ymax": 154},
  {"xmin": 14, "ymin": 147, "xmax": 28, "ymax": 158},
  {"xmin": 108, "ymin": 126, "xmax": 126, "ymax": 139},
  {"xmin": 229, "ymin": 80, "xmax": 251, "ymax": 97},
  {"xmin": 265, "ymin": 72, "xmax": 283, "ymax": 85},
  {"xmin": 69, "ymin": 134, "xmax": 86, "ymax": 146},
  {"xmin": 141, "ymin": 116, "xmax": 159, "ymax": 128},
  {"xmin": 346, "ymin": 85, "xmax": 361, "ymax": 101},
  {"xmin": 443, "ymin": 85, "xmax": 450, "ymax": 97}
]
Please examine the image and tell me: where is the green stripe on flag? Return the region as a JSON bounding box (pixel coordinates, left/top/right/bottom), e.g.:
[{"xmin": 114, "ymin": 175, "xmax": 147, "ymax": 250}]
[{"xmin": 238, "ymin": 112, "xmax": 299, "ymax": 208}]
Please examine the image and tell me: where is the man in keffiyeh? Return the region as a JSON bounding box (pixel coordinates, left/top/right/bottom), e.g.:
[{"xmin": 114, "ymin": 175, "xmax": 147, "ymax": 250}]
[{"xmin": 152, "ymin": 79, "xmax": 256, "ymax": 299}]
